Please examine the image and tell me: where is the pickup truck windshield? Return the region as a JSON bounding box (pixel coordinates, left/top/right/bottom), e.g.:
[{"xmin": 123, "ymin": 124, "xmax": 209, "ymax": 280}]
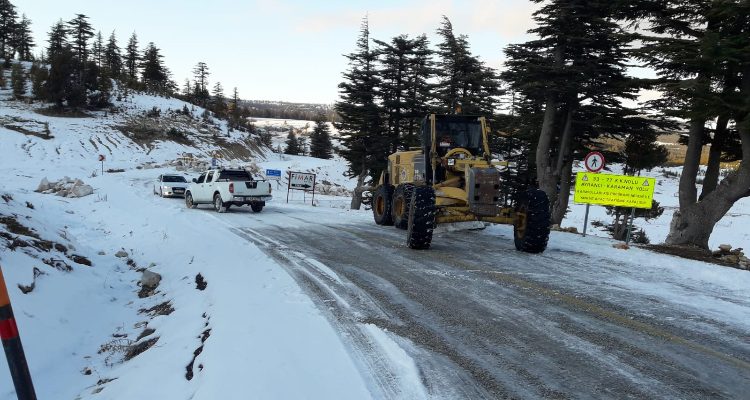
[
  {"xmin": 218, "ymin": 170, "xmax": 252, "ymax": 181},
  {"xmin": 162, "ymin": 175, "xmax": 186, "ymax": 183}
]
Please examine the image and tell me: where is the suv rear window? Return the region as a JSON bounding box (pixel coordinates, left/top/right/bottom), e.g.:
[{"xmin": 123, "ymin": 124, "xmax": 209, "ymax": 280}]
[{"xmin": 217, "ymin": 170, "xmax": 252, "ymax": 181}]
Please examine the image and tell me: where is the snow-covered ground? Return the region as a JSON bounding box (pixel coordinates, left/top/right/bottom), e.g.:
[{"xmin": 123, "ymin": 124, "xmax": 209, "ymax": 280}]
[{"xmin": 0, "ymin": 65, "xmax": 748, "ymax": 399}]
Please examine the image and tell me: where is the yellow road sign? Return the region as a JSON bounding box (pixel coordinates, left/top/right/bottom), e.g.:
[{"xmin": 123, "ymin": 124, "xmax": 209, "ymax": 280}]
[{"xmin": 574, "ymin": 172, "xmax": 656, "ymax": 209}]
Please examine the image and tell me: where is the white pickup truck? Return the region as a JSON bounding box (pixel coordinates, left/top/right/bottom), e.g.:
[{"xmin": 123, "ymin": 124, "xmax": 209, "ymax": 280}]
[{"xmin": 185, "ymin": 168, "xmax": 272, "ymax": 213}]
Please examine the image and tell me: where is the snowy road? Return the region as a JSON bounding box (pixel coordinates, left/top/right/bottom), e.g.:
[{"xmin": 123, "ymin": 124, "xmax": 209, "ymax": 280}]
[{"xmin": 214, "ymin": 205, "xmax": 750, "ymax": 400}]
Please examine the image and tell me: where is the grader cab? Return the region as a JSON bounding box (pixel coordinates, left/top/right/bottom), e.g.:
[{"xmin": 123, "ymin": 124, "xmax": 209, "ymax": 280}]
[{"xmin": 372, "ymin": 114, "xmax": 551, "ymax": 252}]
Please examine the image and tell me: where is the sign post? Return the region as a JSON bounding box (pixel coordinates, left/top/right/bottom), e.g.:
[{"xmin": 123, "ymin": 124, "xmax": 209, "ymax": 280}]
[
  {"xmin": 98, "ymin": 154, "xmax": 105, "ymax": 175},
  {"xmin": 286, "ymin": 171, "xmax": 316, "ymax": 205},
  {"xmin": 0, "ymin": 266, "xmax": 37, "ymax": 400},
  {"xmin": 581, "ymin": 152, "xmax": 605, "ymax": 237}
]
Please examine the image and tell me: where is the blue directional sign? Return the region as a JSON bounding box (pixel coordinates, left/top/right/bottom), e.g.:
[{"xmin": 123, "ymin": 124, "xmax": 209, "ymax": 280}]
[{"xmin": 265, "ymin": 169, "xmax": 282, "ymax": 180}]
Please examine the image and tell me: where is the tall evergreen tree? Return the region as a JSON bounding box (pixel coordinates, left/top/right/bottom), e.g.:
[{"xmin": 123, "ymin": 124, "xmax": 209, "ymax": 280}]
[
  {"xmin": 502, "ymin": 0, "xmax": 646, "ymax": 225},
  {"xmin": 46, "ymin": 20, "xmax": 67, "ymax": 61},
  {"xmin": 434, "ymin": 17, "xmax": 500, "ymax": 116},
  {"xmin": 30, "ymin": 62, "xmax": 48, "ymax": 100},
  {"xmin": 192, "ymin": 61, "xmax": 210, "ymax": 106},
  {"xmin": 92, "ymin": 31, "xmax": 104, "ymax": 68},
  {"xmin": 229, "ymin": 86, "xmax": 241, "ymax": 127},
  {"xmin": 211, "ymin": 82, "xmax": 226, "ymax": 116},
  {"xmin": 140, "ymin": 42, "xmax": 168, "ymax": 92},
  {"xmin": 374, "ymin": 34, "xmax": 434, "ymax": 152},
  {"xmin": 124, "ymin": 32, "xmax": 140, "ymax": 81},
  {"xmin": 14, "ymin": 14, "xmax": 33, "ymax": 61},
  {"xmin": 182, "ymin": 78, "xmax": 192, "ymax": 99},
  {"xmin": 103, "ymin": 31, "xmax": 122, "ymax": 78},
  {"xmin": 284, "ymin": 130, "xmax": 301, "ymax": 155},
  {"xmin": 10, "ymin": 61, "xmax": 24, "ymax": 99},
  {"xmin": 66, "ymin": 14, "xmax": 94, "ymax": 69},
  {"xmin": 310, "ymin": 114, "xmax": 334, "ymax": 159},
  {"xmin": 0, "ymin": 0, "xmax": 17, "ymax": 60},
  {"xmin": 334, "ymin": 17, "xmax": 385, "ymax": 209},
  {"xmin": 639, "ymin": 0, "xmax": 750, "ymax": 248},
  {"xmin": 45, "ymin": 47, "xmax": 84, "ymax": 108}
]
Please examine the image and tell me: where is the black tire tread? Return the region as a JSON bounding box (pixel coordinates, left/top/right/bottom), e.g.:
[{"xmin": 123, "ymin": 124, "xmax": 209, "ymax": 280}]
[
  {"xmin": 373, "ymin": 185, "xmax": 395, "ymax": 225},
  {"xmin": 393, "ymin": 184, "xmax": 415, "ymax": 230},
  {"xmin": 514, "ymin": 189, "xmax": 550, "ymax": 253},
  {"xmin": 406, "ymin": 186, "xmax": 436, "ymax": 249}
]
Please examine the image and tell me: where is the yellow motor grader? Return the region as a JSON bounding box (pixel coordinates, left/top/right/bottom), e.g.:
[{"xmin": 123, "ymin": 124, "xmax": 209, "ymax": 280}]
[{"xmin": 371, "ymin": 114, "xmax": 550, "ymax": 252}]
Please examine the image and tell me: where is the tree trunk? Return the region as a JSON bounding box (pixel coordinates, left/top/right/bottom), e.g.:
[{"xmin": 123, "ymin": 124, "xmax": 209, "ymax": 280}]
[
  {"xmin": 666, "ymin": 69, "xmax": 750, "ymax": 248},
  {"xmin": 536, "ymin": 96, "xmax": 559, "ymax": 204},
  {"xmin": 700, "ymin": 115, "xmax": 729, "ymax": 199},
  {"xmin": 350, "ymin": 169, "xmax": 369, "ymax": 210},
  {"xmin": 535, "ymin": 44, "xmax": 565, "ymax": 206},
  {"xmin": 678, "ymin": 118, "xmax": 706, "ymax": 208},
  {"xmin": 551, "ymin": 158, "xmax": 573, "ymax": 225}
]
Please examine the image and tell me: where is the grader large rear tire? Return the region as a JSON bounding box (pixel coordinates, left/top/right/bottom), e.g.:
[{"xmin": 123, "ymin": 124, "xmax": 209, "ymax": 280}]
[
  {"xmin": 373, "ymin": 185, "xmax": 394, "ymax": 226},
  {"xmin": 513, "ymin": 188, "xmax": 550, "ymax": 253},
  {"xmin": 406, "ymin": 186, "xmax": 436, "ymax": 249},
  {"xmin": 392, "ymin": 183, "xmax": 414, "ymax": 230}
]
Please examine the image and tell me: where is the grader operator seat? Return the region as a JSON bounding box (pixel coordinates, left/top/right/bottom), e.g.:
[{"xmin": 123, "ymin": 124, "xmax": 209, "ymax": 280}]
[{"xmin": 420, "ymin": 115, "xmax": 484, "ymax": 184}]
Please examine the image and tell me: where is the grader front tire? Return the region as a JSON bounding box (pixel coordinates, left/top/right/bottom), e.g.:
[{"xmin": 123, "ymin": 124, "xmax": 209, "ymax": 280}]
[
  {"xmin": 406, "ymin": 186, "xmax": 436, "ymax": 250},
  {"xmin": 513, "ymin": 188, "xmax": 551, "ymax": 253}
]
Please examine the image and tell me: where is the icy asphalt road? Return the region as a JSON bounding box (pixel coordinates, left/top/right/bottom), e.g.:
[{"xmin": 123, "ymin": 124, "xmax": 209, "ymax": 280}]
[{"xmin": 215, "ymin": 204, "xmax": 749, "ymax": 400}]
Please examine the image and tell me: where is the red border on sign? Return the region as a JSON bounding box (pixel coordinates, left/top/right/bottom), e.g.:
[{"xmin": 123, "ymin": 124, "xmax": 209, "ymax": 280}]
[{"xmin": 584, "ymin": 151, "xmax": 605, "ymax": 173}]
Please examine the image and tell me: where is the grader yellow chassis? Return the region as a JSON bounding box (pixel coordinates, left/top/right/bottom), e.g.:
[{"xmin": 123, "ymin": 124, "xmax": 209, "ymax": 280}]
[{"xmin": 372, "ymin": 114, "xmax": 550, "ymax": 252}]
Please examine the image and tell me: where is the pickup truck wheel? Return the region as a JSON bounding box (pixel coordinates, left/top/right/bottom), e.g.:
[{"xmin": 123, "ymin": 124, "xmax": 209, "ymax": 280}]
[
  {"xmin": 214, "ymin": 194, "xmax": 227, "ymax": 213},
  {"xmin": 186, "ymin": 193, "xmax": 197, "ymax": 209},
  {"xmin": 251, "ymin": 204, "xmax": 264, "ymax": 213}
]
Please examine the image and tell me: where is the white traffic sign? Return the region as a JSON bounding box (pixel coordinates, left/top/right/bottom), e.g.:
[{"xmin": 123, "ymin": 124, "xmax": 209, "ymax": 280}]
[
  {"xmin": 289, "ymin": 172, "xmax": 316, "ymax": 190},
  {"xmin": 287, "ymin": 171, "xmax": 317, "ymax": 205},
  {"xmin": 584, "ymin": 151, "xmax": 605, "ymax": 173}
]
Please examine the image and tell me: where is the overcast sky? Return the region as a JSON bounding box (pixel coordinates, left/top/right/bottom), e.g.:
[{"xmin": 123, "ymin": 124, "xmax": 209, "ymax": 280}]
[{"xmin": 19, "ymin": 0, "xmax": 539, "ymax": 104}]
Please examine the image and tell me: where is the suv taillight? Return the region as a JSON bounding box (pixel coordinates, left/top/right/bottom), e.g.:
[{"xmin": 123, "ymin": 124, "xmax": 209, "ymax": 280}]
[{"xmin": 229, "ymin": 182, "xmax": 234, "ymax": 194}]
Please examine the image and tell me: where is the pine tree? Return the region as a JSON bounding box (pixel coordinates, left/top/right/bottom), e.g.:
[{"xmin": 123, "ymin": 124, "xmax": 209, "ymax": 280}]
[
  {"xmin": 30, "ymin": 62, "xmax": 48, "ymax": 100},
  {"xmin": 284, "ymin": 130, "xmax": 301, "ymax": 155},
  {"xmin": 10, "ymin": 61, "xmax": 24, "ymax": 99},
  {"xmin": 334, "ymin": 17, "xmax": 385, "ymax": 208},
  {"xmin": 374, "ymin": 34, "xmax": 434, "ymax": 152},
  {"xmin": 0, "ymin": 0, "xmax": 17, "ymax": 60},
  {"xmin": 103, "ymin": 31, "xmax": 122, "ymax": 78},
  {"xmin": 124, "ymin": 32, "xmax": 140, "ymax": 81},
  {"xmin": 310, "ymin": 114, "xmax": 334, "ymax": 159},
  {"xmin": 229, "ymin": 86, "xmax": 241, "ymax": 128},
  {"xmin": 502, "ymin": 0, "xmax": 645, "ymax": 225},
  {"xmin": 14, "ymin": 14, "xmax": 33, "ymax": 61},
  {"xmin": 92, "ymin": 31, "xmax": 104, "ymax": 68},
  {"xmin": 192, "ymin": 62, "xmax": 210, "ymax": 107},
  {"xmin": 434, "ymin": 17, "xmax": 500, "ymax": 116},
  {"xmin": 638, "ymin": 0, "xmax": 750, "ymax": 248},
  {"xmin": 182, "ymin": 78, "xmax": 192, "ymax": 99},
  {"xmin": 211, "ymin": 81, "xmax": 226, "ymax": 116},
  {"xmin": 45, "ymin": 47, "xmax": 83, "ymax": 108},
  {"xmin": 67, "ymin": 14, "xmax": 94, "ymax": 70},
  {"xmin": 46, "ymin": 20, "xmax": 67, "ymax": 61},
  {"xmin": 140, "ymin": 42, "xmax": 168, "ymax": 93}
]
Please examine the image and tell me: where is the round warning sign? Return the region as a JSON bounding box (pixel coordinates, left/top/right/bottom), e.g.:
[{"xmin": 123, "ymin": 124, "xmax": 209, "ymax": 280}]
[{"xmin": 584, "ymin": 151, "xmax": 605, "ymax": 173}]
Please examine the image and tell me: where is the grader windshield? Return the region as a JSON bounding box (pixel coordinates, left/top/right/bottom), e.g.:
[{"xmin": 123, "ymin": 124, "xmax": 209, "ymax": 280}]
[{"xmin": 422, "ymin": 115, "xmax": 484, "ymax": 157}]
